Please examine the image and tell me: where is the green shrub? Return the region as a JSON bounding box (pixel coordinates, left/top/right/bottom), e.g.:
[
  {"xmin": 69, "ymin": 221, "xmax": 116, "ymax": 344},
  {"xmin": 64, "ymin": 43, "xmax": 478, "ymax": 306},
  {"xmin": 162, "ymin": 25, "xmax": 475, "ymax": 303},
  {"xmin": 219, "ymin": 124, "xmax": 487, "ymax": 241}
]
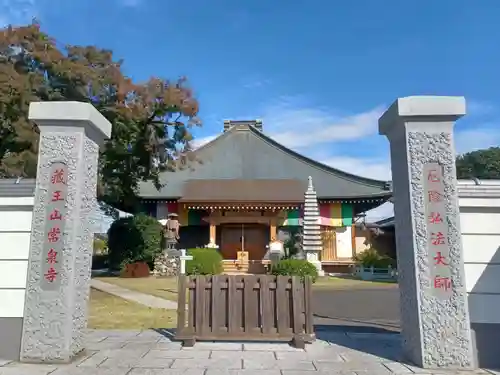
[
  {"xmin": 270, "ymin": 259, "xmax": 319, "ymax": 282},
  {"xmin": 186, "ymin": 248, "xmax": 223, "ymax": 275},
  {"xmin": 107, "ymin": 214, "xmax": 163, "ymax": 270},
  {"xmin": 353, "ymin": 248, "xmax": 395, "ymax": 268}
]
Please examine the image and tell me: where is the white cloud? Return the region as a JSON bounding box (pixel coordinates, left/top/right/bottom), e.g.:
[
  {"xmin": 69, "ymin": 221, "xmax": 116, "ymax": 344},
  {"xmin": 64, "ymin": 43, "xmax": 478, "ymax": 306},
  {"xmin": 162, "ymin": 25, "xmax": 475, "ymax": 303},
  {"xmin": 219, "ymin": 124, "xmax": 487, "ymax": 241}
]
[
  {"xmin": 259, "ymin": 98, "xmax": 385, "ymax": 149},
  {"xmin": 199, "ymin": 96, "xmax": 384, "ymax": 148},
  {"xmin": 192, "ymin": 135, "xmax": 217, "ymax": 149},
  {"xmin": 0, "ymin": 0, "xmax": 38, "ymax": 26},
  {"xmin": 194, "ymin": 97, "xmax": 389, "ymax": 174},
  {"xmin": 193, "ymin": 97, "xmax": 499, "ymax": 223},
  {"xmin": 455, "ymin": 128, "xmax": 500, "ymax": 154},
  {"xmin": 320, "ymin": 156, "xmax": 391, "ymax": 180},
  {"xmin": 320, "ymin": 156, "xmax": 393, "ymax": 222}
]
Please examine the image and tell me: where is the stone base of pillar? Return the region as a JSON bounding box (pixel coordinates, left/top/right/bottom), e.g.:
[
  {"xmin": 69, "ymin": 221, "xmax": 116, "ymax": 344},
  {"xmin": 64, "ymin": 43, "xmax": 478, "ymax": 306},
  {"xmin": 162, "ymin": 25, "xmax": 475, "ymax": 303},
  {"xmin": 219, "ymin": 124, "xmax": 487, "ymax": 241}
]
[{"xmin": 306, "ymin": 252, "xmax": 324, "ymax": 276}]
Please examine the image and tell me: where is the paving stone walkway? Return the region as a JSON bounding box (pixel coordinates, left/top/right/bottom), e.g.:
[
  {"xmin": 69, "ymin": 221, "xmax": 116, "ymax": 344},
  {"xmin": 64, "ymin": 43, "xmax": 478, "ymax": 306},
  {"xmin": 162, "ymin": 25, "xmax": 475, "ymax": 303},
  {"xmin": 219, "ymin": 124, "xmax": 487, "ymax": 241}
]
[
  {"xmin": 0, "ymin": 329, "xmax": 496, "ymax": 375},
  {"xmin": 91, "ymin": 279, "xmax": 178, "ymax": 310}
]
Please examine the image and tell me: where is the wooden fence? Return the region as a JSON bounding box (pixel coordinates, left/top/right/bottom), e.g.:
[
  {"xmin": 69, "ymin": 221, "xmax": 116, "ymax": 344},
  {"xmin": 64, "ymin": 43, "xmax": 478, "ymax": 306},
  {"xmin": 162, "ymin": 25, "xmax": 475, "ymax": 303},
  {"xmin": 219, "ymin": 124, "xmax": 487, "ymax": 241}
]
[{"xmin": 175, "ymin": 275, "xmax": 314, "ymax": 348}]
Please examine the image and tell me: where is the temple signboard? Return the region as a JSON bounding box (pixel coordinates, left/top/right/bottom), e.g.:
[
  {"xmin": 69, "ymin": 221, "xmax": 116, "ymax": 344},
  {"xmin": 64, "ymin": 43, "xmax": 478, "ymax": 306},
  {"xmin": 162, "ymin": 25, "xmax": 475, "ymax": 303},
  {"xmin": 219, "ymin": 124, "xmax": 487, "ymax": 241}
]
[
  {"xmin": 423, "ymin": 162, "xmax": 452, "ymax": 299},
  {"xmin": 40, "ymin": 162, "xmax": 68, "ymax": 291}
]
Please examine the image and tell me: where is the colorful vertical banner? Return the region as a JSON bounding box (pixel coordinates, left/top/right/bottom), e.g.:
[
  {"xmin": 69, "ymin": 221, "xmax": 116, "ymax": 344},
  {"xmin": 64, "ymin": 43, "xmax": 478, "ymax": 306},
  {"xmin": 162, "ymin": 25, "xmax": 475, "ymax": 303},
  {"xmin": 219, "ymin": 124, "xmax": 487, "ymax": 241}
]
[
  {"xmin": 178, "ymin": 205, "xmax": 188, "ymax": 226},
  {"xmin": 162, "ymin": 202, "xmax": 208, "ymax": 226},
  {"xmin": 277, "ymin": 209, "xmax": 302, "ymax": 226},
  {"xmin": 341, "ymin": 204, "xmax": 353, "ymax": 226},
  {"xmin": 278, "ymin": 203, "xmax": 354, "ymax": 227},
  {"xmin": 166, "ymin": 202, "xmax": 178, "ymax": 214},
  {"xmin": 318, "ymin": 203, "xmax": 354, "ymax": 227},
  {"xmin": 319, "ymin": 203, "xmax": 343, "ymax": 227},
  {"xmin": 187, "ymin": 209, "xmax": 208, "ymax": 226}
]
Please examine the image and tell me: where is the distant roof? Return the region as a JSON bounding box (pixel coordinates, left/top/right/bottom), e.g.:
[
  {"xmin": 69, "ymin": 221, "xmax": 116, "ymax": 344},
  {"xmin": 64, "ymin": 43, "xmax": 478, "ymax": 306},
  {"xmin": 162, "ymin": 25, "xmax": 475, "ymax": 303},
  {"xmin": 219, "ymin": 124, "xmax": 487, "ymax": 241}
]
[
  {"xmin": 0, "ymin": 178, "xmax": 36, "ymax": 197},
  {"xmin": 139, "ymin": 123, "xmax": 392, "ymax": 201},
  {"xmin": 374, "ymin": 216, "xmax": 395, "ymax": 228},
  {"xmin": 371, "ymin": 179, "xmax": 500, "ymax": 229}
]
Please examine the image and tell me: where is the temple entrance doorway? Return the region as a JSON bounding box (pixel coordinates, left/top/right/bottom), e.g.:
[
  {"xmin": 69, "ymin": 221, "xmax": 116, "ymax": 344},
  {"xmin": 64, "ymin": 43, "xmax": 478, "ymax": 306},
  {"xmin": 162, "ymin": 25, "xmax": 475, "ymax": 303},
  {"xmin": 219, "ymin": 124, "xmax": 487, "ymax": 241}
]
[{"xmin": 219, "ymin": 223, "xmax": 269, "ymax": 260}]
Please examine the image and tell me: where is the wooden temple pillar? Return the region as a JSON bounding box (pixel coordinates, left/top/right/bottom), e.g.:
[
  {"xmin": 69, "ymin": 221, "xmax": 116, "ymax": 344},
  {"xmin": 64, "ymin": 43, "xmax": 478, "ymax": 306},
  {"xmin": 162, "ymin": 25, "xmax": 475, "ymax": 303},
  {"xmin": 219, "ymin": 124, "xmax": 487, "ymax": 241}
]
[
  {"xmin": 269, "ymin": 219, "xmax": 277, "ymax": 240},
  {"xmin": 209, "ymin": 222, "xmax": 216, "ymax": 243},
  {"xmin": 351, "ymin": 223, "xmax": 357, "ymax": 258}
]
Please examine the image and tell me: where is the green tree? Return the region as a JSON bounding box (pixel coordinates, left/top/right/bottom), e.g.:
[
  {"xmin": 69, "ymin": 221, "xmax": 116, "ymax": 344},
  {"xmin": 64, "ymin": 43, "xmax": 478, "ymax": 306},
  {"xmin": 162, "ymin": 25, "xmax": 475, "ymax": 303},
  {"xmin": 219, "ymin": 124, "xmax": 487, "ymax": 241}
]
[
  {"xmin": 456, "ymin": 147, "xmax": 500, "ymax": 180},
  {"xmin": 107, "ymin": 214, "xmax": 163, "ymax": 270},
  {"xmin": 0, "ymin": 22, "xmax": 200, "ymax": 212}
]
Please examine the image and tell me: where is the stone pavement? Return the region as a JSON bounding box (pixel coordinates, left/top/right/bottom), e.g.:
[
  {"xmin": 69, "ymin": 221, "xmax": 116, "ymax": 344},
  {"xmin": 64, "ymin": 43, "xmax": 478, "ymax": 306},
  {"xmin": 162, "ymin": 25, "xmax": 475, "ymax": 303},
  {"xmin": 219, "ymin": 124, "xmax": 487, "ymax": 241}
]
[
  {"xmin": 0, "ymin": 329, "xmax": 496, "ymax": 375},
  {"xmin": 91, "ymin": 279, "xmax": 178, "ymax": 309}
]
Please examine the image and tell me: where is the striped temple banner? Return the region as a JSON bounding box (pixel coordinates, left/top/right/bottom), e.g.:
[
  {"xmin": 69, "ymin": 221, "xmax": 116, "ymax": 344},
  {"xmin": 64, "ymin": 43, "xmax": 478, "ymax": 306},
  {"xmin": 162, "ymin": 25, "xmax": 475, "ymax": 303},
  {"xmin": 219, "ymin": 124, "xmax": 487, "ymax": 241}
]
[
  {"xmin": 278, "ymin": 203, "xmax": 353, "ymax": 227},
  {"xmin": 158, "ymin": 202, "xmax": 353, "ymax": 227},
  {"xmin": 341, "ymin": 204, "xmax": 353, "ymax": 226},
  {"xmin": 319, "ymin": 203, "xmax": 353, "ymax": 227},
  {"xmin": 277, "ymin": 208, "xmax": 303, "ymax": 226},
  {"xmin": 165, "ymin": 203, "xmax": 207, "ymax": 226},
  {"xmin": 187, "ymin": 209, "xmax": 208, "ymax": 225},
  {"xmin": 166, "ymin": 202, "xmax": 178, "ymax": 214},
  {"xmin": 319, "ymin": 203, "xmax": 343, "ymax": 227}
]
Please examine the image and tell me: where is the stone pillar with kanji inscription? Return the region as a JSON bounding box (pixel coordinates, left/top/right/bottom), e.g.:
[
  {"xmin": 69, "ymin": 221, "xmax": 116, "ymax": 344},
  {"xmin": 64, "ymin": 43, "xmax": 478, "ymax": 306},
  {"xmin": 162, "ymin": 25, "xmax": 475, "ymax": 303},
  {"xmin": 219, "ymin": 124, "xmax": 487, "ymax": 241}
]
[
  {"xmin": 379, "ymin": 96, "xmax": 475, "ymax": 369},
  {"xmin": 20, "ymin": 102, "xmax": 111, "ymax": 363}
]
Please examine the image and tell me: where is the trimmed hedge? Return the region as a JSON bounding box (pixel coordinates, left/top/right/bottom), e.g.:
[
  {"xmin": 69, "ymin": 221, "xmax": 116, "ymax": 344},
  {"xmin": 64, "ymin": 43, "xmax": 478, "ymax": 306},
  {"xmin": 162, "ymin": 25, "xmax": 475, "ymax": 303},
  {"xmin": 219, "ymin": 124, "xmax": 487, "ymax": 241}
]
[
  {"xmin": 107, "ymin": 213, "xmax": 163, "ymax": 270},
  {"xmin": 186, "ymin": 248, "xmax": 223, "ymax": 275},
  {"xmin": 270, "ymin": 259, "xmax": 319, "ymax": 282}
]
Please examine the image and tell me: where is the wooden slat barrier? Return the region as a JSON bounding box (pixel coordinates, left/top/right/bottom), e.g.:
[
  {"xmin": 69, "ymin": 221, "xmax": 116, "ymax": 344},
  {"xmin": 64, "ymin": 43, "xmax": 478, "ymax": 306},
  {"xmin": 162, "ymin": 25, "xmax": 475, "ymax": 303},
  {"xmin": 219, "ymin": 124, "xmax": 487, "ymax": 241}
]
[{"xmin": 175, "ymin": 275, "xmax": 314, "ymax": 348}]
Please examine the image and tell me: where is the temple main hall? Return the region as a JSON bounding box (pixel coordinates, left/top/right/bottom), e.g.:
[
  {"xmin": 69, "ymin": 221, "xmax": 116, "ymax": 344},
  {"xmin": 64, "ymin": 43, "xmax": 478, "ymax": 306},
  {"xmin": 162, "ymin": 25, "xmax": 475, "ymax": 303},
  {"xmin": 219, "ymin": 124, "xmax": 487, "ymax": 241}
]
[{"xmin": 138, "ymin": 120, "xmax": 391, "ymax": 273}]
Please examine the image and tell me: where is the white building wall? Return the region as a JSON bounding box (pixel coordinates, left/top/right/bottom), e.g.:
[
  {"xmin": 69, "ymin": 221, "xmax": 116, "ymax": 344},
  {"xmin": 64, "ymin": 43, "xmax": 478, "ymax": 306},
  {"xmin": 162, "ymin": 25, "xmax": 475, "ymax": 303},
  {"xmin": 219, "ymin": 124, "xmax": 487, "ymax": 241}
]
[
  {"xmin": 0, "ymin": 196, "xmax": 34, "ymax": 319},
  {"xmin": 458, "ymin": 180, "xmax": 500, "ymax": 326},
  {"xmin": 335, "ymin": 226, "xmax": 353, "ymax": 258}
]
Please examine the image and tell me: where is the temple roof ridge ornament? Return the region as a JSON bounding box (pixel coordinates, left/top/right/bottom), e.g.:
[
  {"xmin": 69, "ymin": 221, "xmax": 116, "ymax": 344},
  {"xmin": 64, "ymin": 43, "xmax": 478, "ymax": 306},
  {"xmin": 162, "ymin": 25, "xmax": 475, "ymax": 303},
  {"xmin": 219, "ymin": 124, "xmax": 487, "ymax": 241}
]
[{"xmin": 223, "ymin": 119, "xmax": 263, "ymax": 132}]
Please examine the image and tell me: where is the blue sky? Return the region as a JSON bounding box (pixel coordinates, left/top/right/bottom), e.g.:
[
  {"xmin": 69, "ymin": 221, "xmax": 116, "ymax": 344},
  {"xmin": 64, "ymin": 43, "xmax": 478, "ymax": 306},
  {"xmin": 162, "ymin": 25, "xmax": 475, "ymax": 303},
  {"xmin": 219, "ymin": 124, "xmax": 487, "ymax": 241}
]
[{"xmin": 2, "ymin": 0, "xmax": 500, "ymax": 222}]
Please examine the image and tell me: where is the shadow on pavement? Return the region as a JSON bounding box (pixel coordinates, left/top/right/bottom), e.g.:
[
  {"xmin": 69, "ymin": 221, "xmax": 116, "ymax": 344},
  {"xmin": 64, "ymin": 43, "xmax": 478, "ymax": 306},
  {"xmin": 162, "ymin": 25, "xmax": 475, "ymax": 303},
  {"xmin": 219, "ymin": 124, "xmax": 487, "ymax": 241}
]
[
  {"xmin": 313, "ymin": 313, "xmax": 400, "ymax": 332},
  {"xmin": 154, "ymin": 325, "xmax": 408, "ymax": 365},
  {"xmin": 314, "ymin": 324, "xmax": 408, "ymax": 364}
]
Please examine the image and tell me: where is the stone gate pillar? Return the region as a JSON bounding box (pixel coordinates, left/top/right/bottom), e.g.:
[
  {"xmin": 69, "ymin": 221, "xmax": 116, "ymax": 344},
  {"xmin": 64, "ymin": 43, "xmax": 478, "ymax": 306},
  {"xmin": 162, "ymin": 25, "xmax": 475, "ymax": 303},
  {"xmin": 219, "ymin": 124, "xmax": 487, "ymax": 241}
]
[
  {"xmin": 20, "ymin": 102, "xmax": 111, "ymax": 363},
  {"xmin": 378, "ymin": 96, "xmax": 475, "ymax": 369}
]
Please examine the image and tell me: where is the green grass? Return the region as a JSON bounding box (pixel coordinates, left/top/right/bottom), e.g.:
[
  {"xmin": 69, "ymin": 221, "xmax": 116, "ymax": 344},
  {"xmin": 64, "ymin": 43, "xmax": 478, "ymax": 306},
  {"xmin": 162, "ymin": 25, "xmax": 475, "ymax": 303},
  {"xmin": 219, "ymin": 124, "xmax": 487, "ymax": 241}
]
[
  {"xmin": 95, "ymin": 274, "xmax": 396, "ymax": 300},
  {"xmin": 88, "ymin": 288, "xmax": 177, "ymax": 330},
  {"xmin": 94, "ymin": 276, "xmax": 180, "ymax": 301},
  {"xmin": 313, "ymin": 276, "xmax": 397, "ymax": 288}
]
